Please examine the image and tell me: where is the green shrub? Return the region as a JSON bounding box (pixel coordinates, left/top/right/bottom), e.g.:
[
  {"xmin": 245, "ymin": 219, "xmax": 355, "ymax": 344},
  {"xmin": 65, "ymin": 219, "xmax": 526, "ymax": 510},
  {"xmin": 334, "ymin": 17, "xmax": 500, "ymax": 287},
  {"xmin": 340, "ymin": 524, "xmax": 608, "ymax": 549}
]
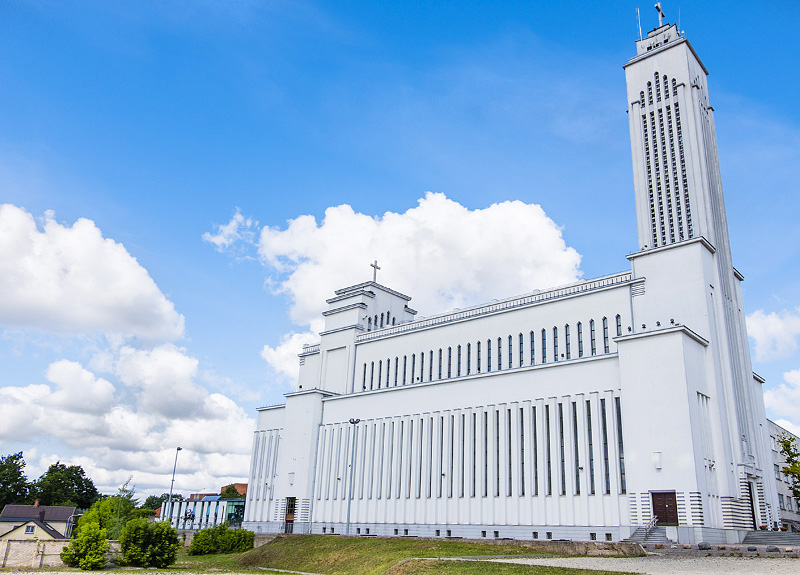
[
  {"xmin": 60, "ymin": 522, "xmax": 109, "ymax": 570},
  {"xmin": 119, "ymin": 517, "xmax": 180, "ymax": 568},
  {"xmin": 188, "ymin": 522, "xmax": 254, "ymax": 555}
]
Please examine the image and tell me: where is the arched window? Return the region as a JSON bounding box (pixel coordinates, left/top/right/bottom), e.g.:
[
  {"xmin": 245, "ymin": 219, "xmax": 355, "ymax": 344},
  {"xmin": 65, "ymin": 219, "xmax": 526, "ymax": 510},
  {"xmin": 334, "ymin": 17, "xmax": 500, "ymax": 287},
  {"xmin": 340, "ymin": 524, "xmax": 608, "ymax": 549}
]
[
  {"xmin": 411, "ymin": 354, "xmax": 416, "ymax": 382},
  {"xmin": 392, "ymin": 317, "xmax": 396, "ymax": 325},
  {"xmin": 403, "ymin": 355, "xmax": 407, "ymax": 385},
  {"xmin": 487, "ymin": 339, "xmax": 492, "ymax": 372},
  {"xmin": 640, "ymin": 90, "xmax": 645, "ymax": 106},
  {"xmin": 530, "ymin": 331, "xmax": 535, "ymax": 365},
  {"xmin": 603, "ymin": 317, "xmax": 610, "ymax": 353},
  {"xmin": 380, "ymin": 313, "xmax": 384, "ymax": 328},
  {"xmin": 672, "ymin": 77, "xmax": 677, "ymax": 96},
  {"xmin": 663, "ymin": 75, "xmax": 669, "ymax": 99},
  {"xmin": 377, "ymin": 360, "xmax": 382, "ymax": 388},
  {"xmin": 456, "ymin": 345, "xmax": 461, "ymax": 377},
  {"xmin": 370, "ymin": 361, "xmax": 375, "ymax": 389},
  {"xmin": 420, "ymin": 351, "xmax": 425, "ymax": 382},
  {"xmin": 429, "ymin": 350, "xmax": 434, "ymax": 380},
  {"xmin": 447, "ymin": 347, "xmax": 452, "ymax": 378},
  {"xmin": 508, "ymin": 335, "xmax": 513, "ymax": 368},
  {"xmin": 541, "ymin": 329, "xmax": 547, "ymax": 364},
  {"xmin": 466, "ymin": 343, "xmax": 471, "ymax": 375},
  {"xmin": 565, "ymin": 324, "xmax": 571, "ymax": 359},
  {"xmin": 654, "ymin": 72, "xmax": 661, "ymax": 102},
  {"xmin": 519, "ymin": 333, "xmax": 524, "ymax": 367},
  {"xmin": 647, "ymin": 81, "xmax": 653, "ymax": 105},
  {"xmin": 362, "ymin": 363, "xmax": 367, "ymax": 390},
  {"xmin": 497, "ymin": 337, "xmax": 502, "ymax": 370},
  {"xmin": 553, "ymin": 326, "xmax": 559, "ymax": 361},
  {"xmin": 367, "ymin": 318, "xmax": 372, "ymax": 331},
  {"xmin": 438, "ymin": 349, "xmax": 443, "ymax": 379},
  {"xmin": 590, "ymin": 320, "xmax": 597, "ymax": 356},
  {"xmin": 387, "ymin": 357, "xmax": 391, "ymax": 386},
  {"xmin": 477, "ymin": 341, "xmax": 481, "ymax": 373},
  {"xmin": 577, "ymin": 322, "xmax": 583, "ymax": 358},
  {"xmin": 616, "ymin": 314, "xmax": 622, "ymax": 337}
]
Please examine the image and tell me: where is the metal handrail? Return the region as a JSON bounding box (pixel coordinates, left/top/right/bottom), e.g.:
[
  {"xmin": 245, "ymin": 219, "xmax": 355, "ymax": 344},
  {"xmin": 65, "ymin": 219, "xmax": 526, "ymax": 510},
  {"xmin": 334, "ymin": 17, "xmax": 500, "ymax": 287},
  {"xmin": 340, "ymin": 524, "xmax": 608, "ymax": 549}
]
[{"xmin": 644, "ymin": 515, "xmax": 658, "ymax": 537}]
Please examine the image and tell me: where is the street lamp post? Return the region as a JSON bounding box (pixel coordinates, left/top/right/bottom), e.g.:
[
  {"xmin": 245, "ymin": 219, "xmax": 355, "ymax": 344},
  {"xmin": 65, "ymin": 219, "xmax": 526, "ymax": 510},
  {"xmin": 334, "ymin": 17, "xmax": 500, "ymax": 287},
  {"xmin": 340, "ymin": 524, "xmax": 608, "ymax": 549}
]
[
  {"xmin": 345, "ymin": 418, "xmax": 360, "ymax": 536},
  {"xmin": 167, "ymin": 447, "xmax": 182, "ymax": 527}
]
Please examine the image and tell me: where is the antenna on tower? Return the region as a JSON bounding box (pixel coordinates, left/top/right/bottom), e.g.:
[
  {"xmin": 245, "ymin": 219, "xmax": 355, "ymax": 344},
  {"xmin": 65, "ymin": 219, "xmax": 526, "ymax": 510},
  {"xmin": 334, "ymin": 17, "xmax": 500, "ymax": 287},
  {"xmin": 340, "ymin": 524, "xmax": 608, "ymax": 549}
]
[
  {"xmin": 655, "ymin": 2, "xmax": 665, "ymax": 27},
  {"xmin": 637, "ymin": 7, "xmax": 643, "ymax": 40}
]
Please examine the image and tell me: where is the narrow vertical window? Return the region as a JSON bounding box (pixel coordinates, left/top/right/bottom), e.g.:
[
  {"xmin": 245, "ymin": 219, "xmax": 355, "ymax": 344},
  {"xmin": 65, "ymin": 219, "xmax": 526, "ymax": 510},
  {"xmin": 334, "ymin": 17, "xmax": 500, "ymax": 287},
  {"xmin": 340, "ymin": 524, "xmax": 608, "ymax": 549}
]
[
  {"xmin": 586, "ymin": 400, "xmax": 595, "ymax": 494},
  {"xmin": 495, "ymin": 410, "xmax": 500, "ymax": 497},
  {"xmin": 403, "ymin": 356, "xmax": 407, "ymax": 385},
  {"xmin": 456, "ymin": 345, "xmax": 461, "ymax": 377},
  {"xmin": 447, "ymin": 347, "xmax": 452, "ymax": 378},
  {"xmin": 507, "ymin": 409, "xmax": 513, "ymax": 496},
  {"xmin": 411, "ymin": 354, "xmax": 416, "ymax": 383},
  {"xmin": 565, "ymin": 324, "xmax": 571, "ymax": 359},
  {"xmin": 519, "ymin": 333, "xmax": 524, "ymax": 367},
  {"xmin": 577, "ymin": 322, "xmax": 583, "ymax": 358},
  {"xmin": 370, "ymin": 361, "xmax": 375, "ymax": 389},
  {"xmin": 558, "ymin": 403, "xmax": 566, "ymax": 495},
  {"xmin": 545, "ymin": 405, "xmax": 552, "ymax": 496},
  {"xmin": 553, "ymin": 326, "xmax": 559, "ymax": 362},
  {"xmin": 601, "ymin": 399, "xmax": 610, "ymax": 495},
  {"xmin": 508, "ymin": 335, "xmax": 513, "ymax": 368},
  {"xmin": 483, "ymin": 411, "xmax": 488, "ymax": 497},
  {"xmin": 394, "ymin": 357, "xmax": 399, "ymax": 386},
  {"xmin": 519, "ymin": 407, "xmax": 525, "ymax": 496},
  {"xmin": 438, "ymin": 349, "xmax": 443, "ymax": 379},
  {"xmin": 387, "ymin": 357, "xmax": 391, "ymax": 386},
  {"xmin": 497, "ymin": 337, "xmax": 502, "ymax": 370},
  {"xmin": 477, "ymin": 341, "xmax": 481, "ymax": 373},
  {"xmin": 616, "ymin": 314, "xmax": 622, "ymax": 337},
  {"xmin": 615, "ymin": 397, "xmax": 626, "ymax": 494},
  {"xmin": 380, "ymin": 313, "xmax": 384, "ymax": 328},
  {"xmin": 572, "ymin": 402, "xmax": 580, "ymax": 495},
  {"xmin": 368, "ymin": 318, "xmax": 372, "ymax": 331},
  {"xmin": 603, "ymin": 317, "xmax": 610, "ymax": 353},
  {"xmin": 532, "ymin": 406, "xmax": 538, "ymax": 496},
  {"xmin": 487, "ymin": 340, "xmax": 492, "ymax": 372},
  {"xmin": 530, "ymin": 331, "xmax": 535, "ymax": 365},
  {"xmin": 541, "ymin": 329, "xmax": 547, "ymax": 364},
  {"xmin": 429, "ymin": 350, "xmax": 433, "ymax": 381},
  {"xmin": 590, "ymin": 320, "xmax": 597, "ymax": 356},
  {"xmin": 420, "ymin": 352, "xmax": 425, "ymax": 382},
  {"xmin": 467, "ymin": 343, "xmax": 471, "ymax": 375},
  {"xmin": 377, "ymin": 360, "xmax": 382, "ymax": 389},
  {"xmin": 362, "ymin": 363, "xmax": 367, "ymax": 390}
]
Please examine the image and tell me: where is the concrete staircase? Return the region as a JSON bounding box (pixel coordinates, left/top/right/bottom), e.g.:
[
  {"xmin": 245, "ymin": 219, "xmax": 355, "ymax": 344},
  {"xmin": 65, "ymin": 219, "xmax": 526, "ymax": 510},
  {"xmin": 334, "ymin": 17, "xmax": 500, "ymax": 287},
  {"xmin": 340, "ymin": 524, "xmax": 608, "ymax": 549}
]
[
  {"xmin": 742, "ymin": 531, "xmax": 800, "ymax": 546},
  {"xmin": 625, "ymin": 525, "xmax": 673, "ymax": 544}
]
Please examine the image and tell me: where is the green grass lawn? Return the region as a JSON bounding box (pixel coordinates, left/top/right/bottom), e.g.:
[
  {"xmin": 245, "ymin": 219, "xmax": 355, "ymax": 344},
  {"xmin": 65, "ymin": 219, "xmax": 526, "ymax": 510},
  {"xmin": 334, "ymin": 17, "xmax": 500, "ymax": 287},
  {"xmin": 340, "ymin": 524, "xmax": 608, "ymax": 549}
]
[{"xmin": 226, "ymin": 535, "xmax": 635, "ymax": 575}]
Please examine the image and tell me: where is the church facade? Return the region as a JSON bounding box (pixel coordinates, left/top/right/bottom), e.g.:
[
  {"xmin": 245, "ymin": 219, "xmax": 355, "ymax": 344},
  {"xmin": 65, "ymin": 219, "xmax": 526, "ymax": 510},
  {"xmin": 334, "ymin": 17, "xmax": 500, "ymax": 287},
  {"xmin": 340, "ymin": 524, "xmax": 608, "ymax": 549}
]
[{"xmin": 242, "ymin": 20, "xmax": 780, "ymax": 544}]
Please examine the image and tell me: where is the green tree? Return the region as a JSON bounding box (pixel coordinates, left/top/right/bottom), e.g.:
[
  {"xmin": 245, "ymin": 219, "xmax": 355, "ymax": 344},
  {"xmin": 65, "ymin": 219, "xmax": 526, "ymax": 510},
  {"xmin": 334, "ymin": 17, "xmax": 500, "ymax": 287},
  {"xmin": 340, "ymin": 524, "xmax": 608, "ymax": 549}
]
[
  {"xmin": 220, "ymin": 484, "xmax": 243, "ymax": 498},
  {"xmin": 0, "ymin": 452, "xmax": 30, "ymax": 508},
  {"xmin": 141, "ymin": 492, "xmax": 178, "ymax": 510},
  {"xmin": 778, "ymin": 433, "xmax": 800, "ymax": 499},
  {"xmin": 32, "ymin": 462, "xmax": 99, "ymax": 509},
  {"xmin": 60, "ymin": 521, "xmax": 109, "ymax": 570},
  {"xmin": 119, "ymin": 518, "xmax": 179, "ymax": 568}
]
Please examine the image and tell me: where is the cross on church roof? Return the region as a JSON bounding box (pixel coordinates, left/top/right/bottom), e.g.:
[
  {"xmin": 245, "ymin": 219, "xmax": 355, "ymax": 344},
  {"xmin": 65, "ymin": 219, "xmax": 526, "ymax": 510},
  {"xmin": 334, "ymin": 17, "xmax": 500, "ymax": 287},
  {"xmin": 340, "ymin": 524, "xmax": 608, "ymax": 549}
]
[
  {"xmin": 655, "ymin": 2, "xmax": 665, "ymax": 27},
  {"xmin": 370, "ymin": 260, "xmax": 381, "ymax": 282}
]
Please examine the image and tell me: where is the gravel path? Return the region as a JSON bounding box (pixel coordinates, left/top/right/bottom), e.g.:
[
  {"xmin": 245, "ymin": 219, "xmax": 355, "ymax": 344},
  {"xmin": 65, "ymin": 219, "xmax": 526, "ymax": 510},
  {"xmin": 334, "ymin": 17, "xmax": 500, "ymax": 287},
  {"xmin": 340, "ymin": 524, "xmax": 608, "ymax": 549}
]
[{"xmin": 491, "ymin": 555, "xmax": 799, "ymax": 574}]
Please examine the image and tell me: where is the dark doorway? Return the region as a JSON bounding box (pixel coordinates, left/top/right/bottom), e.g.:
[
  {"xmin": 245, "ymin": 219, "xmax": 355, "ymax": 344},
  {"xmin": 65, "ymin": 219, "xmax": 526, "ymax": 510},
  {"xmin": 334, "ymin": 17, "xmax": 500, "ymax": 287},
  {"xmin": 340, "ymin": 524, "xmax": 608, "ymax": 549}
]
[
  {"xmin": 284, "ymin": 497, "xmax": 296, "ymax": 534},
  {"xmin": 746, "ymin": 482, "xmax": 758, "ymax": 530},
  {"xmin": 651, "ymin": 491, "xmax": 678, "ymax": 525}
]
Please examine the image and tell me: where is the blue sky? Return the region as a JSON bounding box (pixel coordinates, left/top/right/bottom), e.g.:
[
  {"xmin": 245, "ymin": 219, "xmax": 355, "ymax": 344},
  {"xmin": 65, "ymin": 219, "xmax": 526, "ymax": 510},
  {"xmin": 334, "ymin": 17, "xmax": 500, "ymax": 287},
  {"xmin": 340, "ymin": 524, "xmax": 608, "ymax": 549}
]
[{"xmin": 1, "ymin": 1, "xmax": 799, "ymax": 497}]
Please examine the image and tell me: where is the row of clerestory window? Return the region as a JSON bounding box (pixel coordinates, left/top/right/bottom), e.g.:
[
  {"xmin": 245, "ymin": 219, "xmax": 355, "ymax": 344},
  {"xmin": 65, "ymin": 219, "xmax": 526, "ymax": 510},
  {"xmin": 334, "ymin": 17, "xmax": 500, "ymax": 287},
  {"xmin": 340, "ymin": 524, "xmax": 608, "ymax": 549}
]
[
  {"xmin": 360, "ymin": 315, "xmax": 623, "ymax": 391},
  {"xmin": 367, "ymin": 311, "xmax": 397, "ymax": 331}
]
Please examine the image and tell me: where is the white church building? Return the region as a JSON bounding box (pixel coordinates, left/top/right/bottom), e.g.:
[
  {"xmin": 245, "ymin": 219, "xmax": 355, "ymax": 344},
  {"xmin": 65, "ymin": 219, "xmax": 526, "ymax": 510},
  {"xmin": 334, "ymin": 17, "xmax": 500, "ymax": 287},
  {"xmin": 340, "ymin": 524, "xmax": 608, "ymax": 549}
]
[{"xmin": 242, "ymin": 18, "xmax": 780, "ymax": 544}]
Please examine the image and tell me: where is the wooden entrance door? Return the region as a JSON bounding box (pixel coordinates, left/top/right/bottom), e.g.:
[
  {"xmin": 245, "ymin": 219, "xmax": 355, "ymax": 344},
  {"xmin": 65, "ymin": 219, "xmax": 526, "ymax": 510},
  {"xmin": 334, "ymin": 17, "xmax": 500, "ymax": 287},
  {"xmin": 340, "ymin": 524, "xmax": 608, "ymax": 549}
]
[{"xmin": 651, "ymin": 491, "xmax": 678, "ymax": 525}]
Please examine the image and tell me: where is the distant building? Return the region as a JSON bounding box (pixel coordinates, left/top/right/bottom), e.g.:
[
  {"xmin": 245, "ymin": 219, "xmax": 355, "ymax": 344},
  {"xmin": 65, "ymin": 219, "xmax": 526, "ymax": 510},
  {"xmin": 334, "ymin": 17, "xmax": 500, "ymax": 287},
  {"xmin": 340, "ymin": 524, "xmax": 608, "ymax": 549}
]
[
  {"xmin": 221, "ymin": 483, "xmax": 248, "ymax": 497},
  {"xmin": 0, "ymin": 504, "xmax": 76, "ymax": 539},
  {"xmin": 161, "ymin": 495, "xmax": 246, "ymax": 530},
  {"xmin": 768, "ymin": 420, "xmax": 800, "ymax": 531}
]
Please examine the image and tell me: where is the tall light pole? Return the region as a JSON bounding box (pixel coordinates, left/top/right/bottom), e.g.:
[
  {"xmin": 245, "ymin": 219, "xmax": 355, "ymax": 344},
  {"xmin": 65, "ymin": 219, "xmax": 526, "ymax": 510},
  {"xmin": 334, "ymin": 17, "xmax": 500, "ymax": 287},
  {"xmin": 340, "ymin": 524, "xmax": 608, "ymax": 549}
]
[
  {"xmin": 345, "ymin": 418, "xmax": 360, "ymax": 535},
  {"xmin": 167, "ymin": 447, "xmax": 182, "ymax": 527}
]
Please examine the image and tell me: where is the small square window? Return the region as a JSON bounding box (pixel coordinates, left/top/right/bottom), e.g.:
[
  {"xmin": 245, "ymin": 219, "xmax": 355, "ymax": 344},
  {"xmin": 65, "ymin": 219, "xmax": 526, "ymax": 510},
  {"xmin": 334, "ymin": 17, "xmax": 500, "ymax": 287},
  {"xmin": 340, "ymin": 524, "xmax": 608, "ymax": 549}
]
[
  {"xmin": 481, "ymin": 530, "xmax": 487, "ymax": 538},
  {"xmin": 25, "ymin": 525, "xmax": 35, "ymax": 534},
  {"xmin": 546, "ymin": 532, "xmax": 552, "ymax": 540},
  {"xmin": 446, "ymin": 530, "xmax": 452, "ymax": 537},
  {"xmin": 394, "ymin": 529, "xmax": 399, "ymax": 535},
  {"xmin": 357, "ymin": 528, "xmax": 361, "ymax": 534},
  {"xmin": 435, "ymin": 529, "xmax": 440, "ymax": 536},
  {"xmin": 404, "ymin": 529, "xmax": 409, "ymax": 536},
  {"xmin": 365, "ymin": 528, "xmax": 370, "ymax": 535},
  {"xmin": 590, "ymin": 532, "xmax": 597, "ymax": 540},
  {"xmin": 532, "ymin": 531, "xmax": 538, "ymax": 539},
  {"xmin": 605, "ymin": 533, "xmax": 613, "ymax": 541},
  {"xmin": 494, "ymin": 531, "xmax": 499, "ymax": 538}
]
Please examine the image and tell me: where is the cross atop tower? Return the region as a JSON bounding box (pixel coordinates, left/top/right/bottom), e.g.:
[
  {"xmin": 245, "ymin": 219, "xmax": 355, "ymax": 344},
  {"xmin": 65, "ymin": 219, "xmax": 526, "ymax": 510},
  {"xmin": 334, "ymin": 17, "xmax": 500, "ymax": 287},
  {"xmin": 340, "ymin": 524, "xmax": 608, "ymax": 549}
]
[
  {"xmin": 370, "ymin": 260, "xmax": 381, "ymax": 282},
  {"xmin": 655, "ymin": 2, "xmax": 665, "ymax": 27}
]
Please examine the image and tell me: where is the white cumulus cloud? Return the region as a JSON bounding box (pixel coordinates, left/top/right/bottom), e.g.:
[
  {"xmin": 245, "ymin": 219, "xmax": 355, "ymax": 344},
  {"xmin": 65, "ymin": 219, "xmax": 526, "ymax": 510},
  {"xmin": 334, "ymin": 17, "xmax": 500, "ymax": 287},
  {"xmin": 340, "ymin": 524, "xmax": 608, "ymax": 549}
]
[
  {"xmin": 260, "ymin": 331, "xmax": 320, "ymax": 382},
  {"xmin": 764, "ymin": 369, "xmax": 800, "ymax": 428},
  {"xmin": 0, "ymin": 204, "xmax": 184, "ymax": 340},
  {"xmin": 253, "ymin": 192, "xmax": 582, "ymax": 384},
  {"xmin": 202, "ymin": 207, "xmax": 258, "ymax": 256},
  {"xmin": 746, "ymin": 308, "xmax": 800, "ymax": 362}
]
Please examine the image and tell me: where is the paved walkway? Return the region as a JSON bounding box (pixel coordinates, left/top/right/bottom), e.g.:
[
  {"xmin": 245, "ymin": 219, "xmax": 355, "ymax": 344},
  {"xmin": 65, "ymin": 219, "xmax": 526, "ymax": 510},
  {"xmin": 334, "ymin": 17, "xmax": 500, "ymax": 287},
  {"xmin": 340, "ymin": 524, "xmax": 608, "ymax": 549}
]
[{"xmin": 491, "ymin": 555, "xmax": 799, "ymax": 574}]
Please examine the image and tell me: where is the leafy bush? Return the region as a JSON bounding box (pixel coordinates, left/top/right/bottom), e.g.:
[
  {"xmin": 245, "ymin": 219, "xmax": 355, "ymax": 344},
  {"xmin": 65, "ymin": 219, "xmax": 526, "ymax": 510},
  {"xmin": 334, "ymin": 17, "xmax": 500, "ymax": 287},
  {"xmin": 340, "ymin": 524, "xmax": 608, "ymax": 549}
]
[
  {"xmin": 119, "ymin": 517, "xmax": 180, "ymax": 568},
  {"xmin": 188, "ymin": 522, "xmax": 254, "ymax": 555},
  {"xmin": 60, "ymin": 522, "xmax": 109, "ymax": 570}
]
